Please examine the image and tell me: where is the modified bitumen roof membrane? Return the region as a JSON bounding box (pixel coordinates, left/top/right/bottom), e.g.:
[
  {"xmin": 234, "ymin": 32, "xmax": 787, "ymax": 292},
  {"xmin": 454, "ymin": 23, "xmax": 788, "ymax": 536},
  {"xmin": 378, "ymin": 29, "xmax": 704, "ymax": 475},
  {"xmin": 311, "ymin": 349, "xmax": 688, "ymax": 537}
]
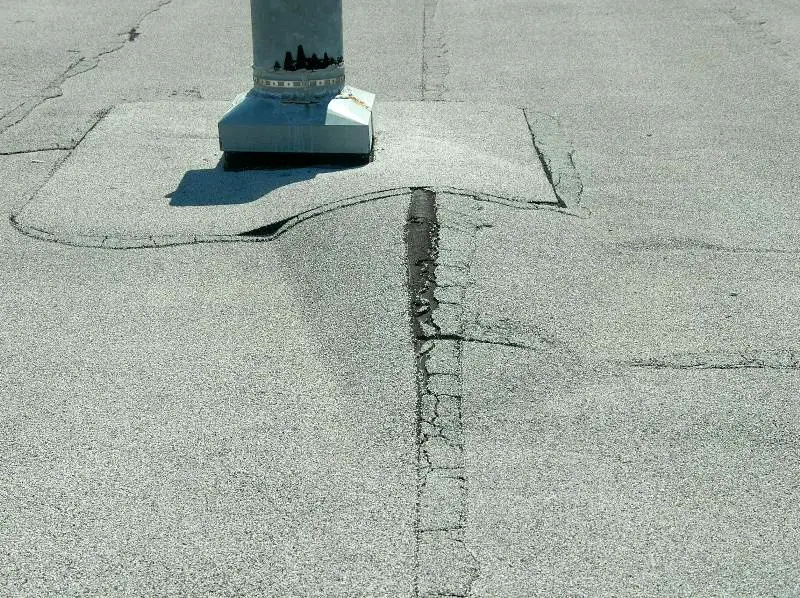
[{"xmin": 12, "ymin": 100, "xmax": 558, "ymax": 248}]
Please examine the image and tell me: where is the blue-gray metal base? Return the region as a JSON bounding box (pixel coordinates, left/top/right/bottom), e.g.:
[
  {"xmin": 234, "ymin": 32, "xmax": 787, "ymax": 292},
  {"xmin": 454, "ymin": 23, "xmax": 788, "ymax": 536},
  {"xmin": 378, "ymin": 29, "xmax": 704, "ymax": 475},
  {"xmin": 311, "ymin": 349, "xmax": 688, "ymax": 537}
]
[{"xmin": 218, "ymin": 85, "xmax": 375, "ymax": 157}]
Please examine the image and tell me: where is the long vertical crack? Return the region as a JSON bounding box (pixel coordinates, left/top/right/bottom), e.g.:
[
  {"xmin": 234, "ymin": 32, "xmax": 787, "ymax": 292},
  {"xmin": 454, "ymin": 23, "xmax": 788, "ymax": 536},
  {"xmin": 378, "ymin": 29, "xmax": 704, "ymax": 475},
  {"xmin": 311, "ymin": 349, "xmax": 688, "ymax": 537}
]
[
  {"xmin": 422, "ymin": 0, "xmax": 449, "ymax": 101},
  {"xmin": 407, "ymin": 188, "xmax": 479, "ymax": 598}
]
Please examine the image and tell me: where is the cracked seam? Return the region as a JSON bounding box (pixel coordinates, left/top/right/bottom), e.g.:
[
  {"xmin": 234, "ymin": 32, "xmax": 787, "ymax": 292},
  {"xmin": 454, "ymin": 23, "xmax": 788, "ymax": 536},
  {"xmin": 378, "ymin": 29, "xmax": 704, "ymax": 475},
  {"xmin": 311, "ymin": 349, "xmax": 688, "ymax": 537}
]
[
  {"xmin": 422, "ymin": 0, "xmax": 450, "ymax": 101},
  {"xmin": 631, "ymin": 350, "xmax": 800, "ymax": 371},
  {"xmin": 522, "ymin": 108, "xmax": 585, "ymax": 210},
  {"xmin": 407, "ymin": 188, "xmax": 481, "ymax": 598},
  {"xmin": 10, "ymin": 184, "xmax": 577, "ymax": 251},
  {"xmin": 0, "ymin": 0, "xmax": 173, "ymax": 138}
]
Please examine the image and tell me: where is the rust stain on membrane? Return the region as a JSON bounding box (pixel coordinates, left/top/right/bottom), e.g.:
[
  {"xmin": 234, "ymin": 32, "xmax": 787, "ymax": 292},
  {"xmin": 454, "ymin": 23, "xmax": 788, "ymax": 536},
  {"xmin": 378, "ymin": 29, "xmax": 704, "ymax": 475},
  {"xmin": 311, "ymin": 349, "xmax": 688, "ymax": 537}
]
[{"xmin": 338, "ymin": 93, "xmax": 370, "ymax": 110}]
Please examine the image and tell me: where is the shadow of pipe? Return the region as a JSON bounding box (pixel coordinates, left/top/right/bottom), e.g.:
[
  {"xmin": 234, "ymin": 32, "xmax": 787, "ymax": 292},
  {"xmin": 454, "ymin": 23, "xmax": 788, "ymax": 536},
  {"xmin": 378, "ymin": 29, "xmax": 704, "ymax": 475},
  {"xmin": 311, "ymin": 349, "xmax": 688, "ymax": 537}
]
[{"xmin": 166, "ymin": 156, "xmax": 356, "ymax": 207}]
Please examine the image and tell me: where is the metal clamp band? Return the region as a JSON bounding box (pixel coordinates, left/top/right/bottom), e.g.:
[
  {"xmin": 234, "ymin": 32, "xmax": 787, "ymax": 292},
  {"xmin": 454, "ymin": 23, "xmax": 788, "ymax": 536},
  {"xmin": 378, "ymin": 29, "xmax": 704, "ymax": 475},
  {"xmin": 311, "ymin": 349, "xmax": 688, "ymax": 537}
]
[{"xmin": 254, "ymin": 75, "xmax": 346, "ymax": 90}]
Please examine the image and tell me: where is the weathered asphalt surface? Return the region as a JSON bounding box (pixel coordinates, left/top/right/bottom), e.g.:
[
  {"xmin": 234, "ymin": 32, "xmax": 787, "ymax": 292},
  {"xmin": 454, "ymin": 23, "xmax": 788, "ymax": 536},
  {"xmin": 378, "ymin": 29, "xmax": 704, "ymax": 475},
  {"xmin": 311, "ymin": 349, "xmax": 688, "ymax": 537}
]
[{"xmin": 1, "ymin": 0, "xmax": 799, "ymax": 596}]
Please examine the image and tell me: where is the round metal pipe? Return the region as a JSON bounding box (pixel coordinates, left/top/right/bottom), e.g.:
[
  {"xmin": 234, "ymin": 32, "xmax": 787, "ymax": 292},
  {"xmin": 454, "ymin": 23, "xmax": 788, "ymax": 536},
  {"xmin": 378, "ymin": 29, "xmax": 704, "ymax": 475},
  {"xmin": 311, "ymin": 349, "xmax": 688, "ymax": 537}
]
[
  {"xmin": 219, "ymin": 0, "xmax": 374, "ymax": 159},
  {"xmin": 250, "ymin": 0, "xmax": 345, "ymax": 97}
]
